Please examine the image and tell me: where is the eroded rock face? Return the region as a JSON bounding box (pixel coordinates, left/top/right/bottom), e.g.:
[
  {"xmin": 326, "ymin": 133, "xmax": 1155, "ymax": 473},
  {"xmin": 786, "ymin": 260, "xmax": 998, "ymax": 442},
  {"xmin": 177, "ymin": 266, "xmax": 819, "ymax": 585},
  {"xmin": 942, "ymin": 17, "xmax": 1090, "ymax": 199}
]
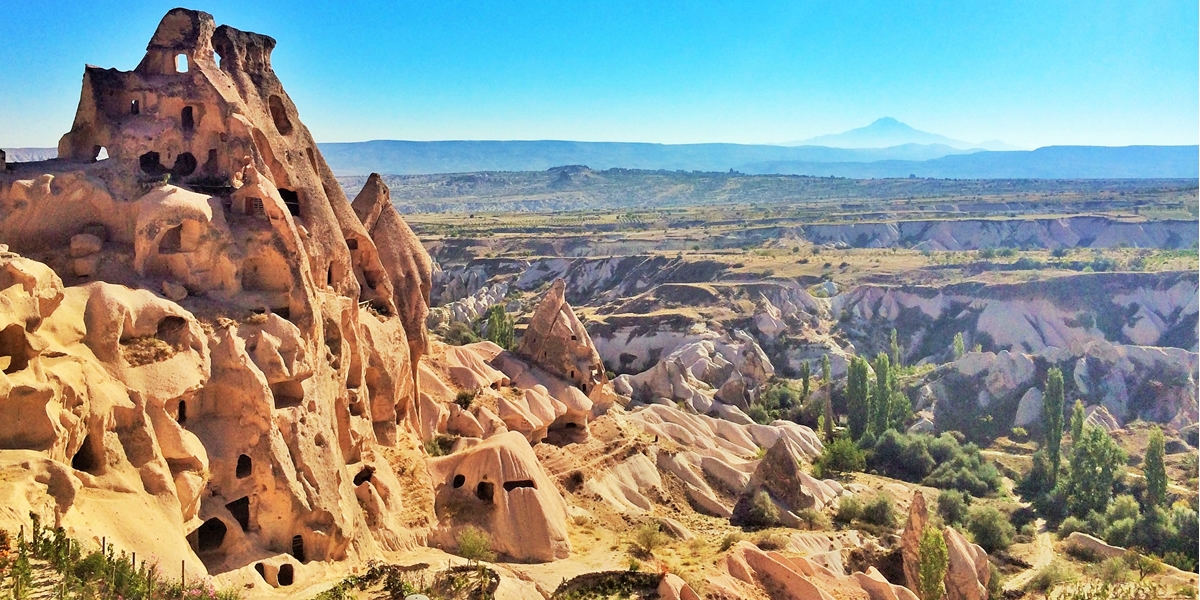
[
  {"xmin": 900, "ymin": 490, "xmax": 928, "ymax": 591},
  {"xmin": 615, "ymin": 331, "xmax": 775, "ymax": 412},
  {"xmin": 943, "ymin": 526, "xmax": 990, "ymax": 600},
  {"xmin": 732, "ymin": 436, "xmax": 841, "ymax": 526},
  {"xmin": 0, "ymin": 8, "xmax": 433, "ymax": 590},
  {"xmin": 516, "ymin": 278, "xmax": 609, "ymax": 397},
  {"xmin": 427, "ymin": 431, "xmax": 571, "ymax": 562}
]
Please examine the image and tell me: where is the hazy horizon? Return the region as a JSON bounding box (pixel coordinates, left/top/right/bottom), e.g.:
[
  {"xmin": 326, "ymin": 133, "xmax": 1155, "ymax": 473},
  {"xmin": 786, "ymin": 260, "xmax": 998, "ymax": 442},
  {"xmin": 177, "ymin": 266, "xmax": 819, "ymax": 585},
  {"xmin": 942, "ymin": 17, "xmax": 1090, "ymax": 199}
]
[{"xmin": 2, "ymin": 1, "xmax": 1197, "ymax": 149}]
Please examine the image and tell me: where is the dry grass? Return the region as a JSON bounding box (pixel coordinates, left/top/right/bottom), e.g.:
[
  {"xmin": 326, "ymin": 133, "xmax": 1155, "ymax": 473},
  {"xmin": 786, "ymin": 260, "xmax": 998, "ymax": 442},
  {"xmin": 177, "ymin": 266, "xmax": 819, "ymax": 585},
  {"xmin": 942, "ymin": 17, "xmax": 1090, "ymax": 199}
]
[{"xmin": 120, "ymin": 336, "xmax": 175, "ymax": 367}]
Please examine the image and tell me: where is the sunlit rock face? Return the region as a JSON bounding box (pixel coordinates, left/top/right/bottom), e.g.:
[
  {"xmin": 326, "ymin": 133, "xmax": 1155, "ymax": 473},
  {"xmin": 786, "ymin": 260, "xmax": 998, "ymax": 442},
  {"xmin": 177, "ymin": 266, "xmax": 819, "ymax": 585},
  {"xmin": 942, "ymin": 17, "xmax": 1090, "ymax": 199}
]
[{"xmin": 0, "ymin": 8, "xmax": 434, "ymax": 591}]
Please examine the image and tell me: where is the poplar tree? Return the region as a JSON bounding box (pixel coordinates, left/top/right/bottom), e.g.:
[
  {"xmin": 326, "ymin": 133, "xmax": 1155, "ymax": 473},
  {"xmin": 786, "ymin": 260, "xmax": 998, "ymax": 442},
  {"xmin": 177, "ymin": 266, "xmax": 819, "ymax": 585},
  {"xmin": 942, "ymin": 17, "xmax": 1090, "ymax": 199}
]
[
  {"xmin": 847, "ymin": 356, "xmax": 871, "ymax": 440},
  {"xmin": 1043, "ymin": 367, "xmax": 1065, "ymax": 485},
  {"xmin": 1144, "ymin": 426, "xmax": 1167, "ymax": 509}
]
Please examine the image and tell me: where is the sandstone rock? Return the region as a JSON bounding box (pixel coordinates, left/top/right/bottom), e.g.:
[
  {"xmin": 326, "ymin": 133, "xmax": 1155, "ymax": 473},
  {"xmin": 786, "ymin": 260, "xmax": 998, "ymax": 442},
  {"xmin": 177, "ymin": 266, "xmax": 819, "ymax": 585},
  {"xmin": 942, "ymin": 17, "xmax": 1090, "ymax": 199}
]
[
  {"xmin": 733, "ymin": 436, "xmax": 829, "ymax": 525},
  {"xmin": 1014, "ymin": 387, "xmax": 1043, "ymax": 428},
  {"xmin": 428, "ymin": 431, "xmax": 570, "ymax": 561},
  {"xmin": 516, "ymin": 278, "xmax": 609, "ymax": 396},
  {"xmin": 944, "ymin": 526, "xmax": 990, "ymax": 600},
  {"xmin": 658, "ymin": 573, "xmax": 702, "ymax": 600},
  {"xmin": 1065, "ymin": 532, "xmax": 1125, "ymax": 559},
  {"xmin": 162, "ymin": 280, "xmax": 188, "ymax": 301},
  {"xmin": 70, "ymin": 233, "xmax": 103, "ymax": 257},
  {"xmin": 1084, "ymin": 404, "xmax": 1120, "ymax": 432},
  {"xmin": 901, "ymin": 490, "xmax": 928, "ymax": 591}
]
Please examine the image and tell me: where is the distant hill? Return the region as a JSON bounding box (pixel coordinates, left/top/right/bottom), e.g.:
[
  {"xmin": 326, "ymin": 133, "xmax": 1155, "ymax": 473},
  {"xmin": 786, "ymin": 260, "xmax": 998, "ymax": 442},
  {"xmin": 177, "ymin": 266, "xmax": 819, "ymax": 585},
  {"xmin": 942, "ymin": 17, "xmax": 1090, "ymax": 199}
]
[
  {"xmin": 8, "ymin": 142, "xmax": 1195, "ymax": 180},
  {"xmin": 790, "ymin": 117, "xmax": 1020, "ymax": 150},
  {"xmin": 315, "ymin": 140, "xmax": 975, "ymax": 176},
  {"xmin": 1, "ymin": 148, "xmax": 58, "ymax": 162},
  {"xmin": 742, "ymin": 145, "xmax": 1200, "ymax": 179}
]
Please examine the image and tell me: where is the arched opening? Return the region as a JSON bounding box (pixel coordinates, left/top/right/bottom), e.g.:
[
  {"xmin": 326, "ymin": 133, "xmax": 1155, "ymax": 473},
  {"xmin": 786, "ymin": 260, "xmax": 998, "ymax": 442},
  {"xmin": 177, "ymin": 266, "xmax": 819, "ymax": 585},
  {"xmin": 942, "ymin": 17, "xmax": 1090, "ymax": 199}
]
[
  {"xmin": 452, "ymin": 474, "xmax": 465, "ymax": 488},
  {"xmin": 181, "ymin": 106, "xmax": 194, "ymax": 133},
  {"xmin": 175, "ymin": 399, "xmax": 187, "ymax": 425},
  {"xmin": 130, "ymin": 100, "xmax": 140, "ymax": 115},
  {"xmin": 278, "ymin": 188, "xmax": 301, "ymax": 217},
  {"xmin": 475, "ymin": 481, "xmax": 494, "ymax": 503},
  {"xmin": 277, "ymin": 564, "xmax": 294, "ymax": 586},
  {"xmin": 327, "ymin": 264, "xmax": 334, "ymax": 287},
  {"xmin": 353, "ymin": 466, "xmax": 375, "ymax": 486},
  {"xmin": 71, "ymin": 434, "xmax": 101, "ymax": 474},
  {"xmin": 195, "ymin": 518, "xmax": 226, "ymax": 552},
  {"xmin": 290, "ymin": 535, "xmax": 306, "ymax": 563},
  {"xmin": 93, "ymin": 146, "xmax": 109, "ymax": 161},
  {"xmin": 236, "ymin": 454, "xmax": 252, "ymax": 478},
  {"xmin": 139, "ymin": 151, "xmax": 167, "ymax": 176},
  {"xmin": 175, "ymin": 54, "xmax": 189, "ymax": 73},
  {"xmin": 225, "ymin": 497, "xmax": 250, "ymax": 532},
  {"xmin": 172, "ymin": 152, "xmax": 197, "ymax": 177},
  {"xmin": 268, "ymin": 95, "xmax": 293, "ymax": 135},
  {"xmin": 158, "ymin": 225, "xmax": 183, "ymax": 254},
  {"xmin": 0, "ymin": 324, "xmax": 33, "ymax": 374},
  {"xmin": 503, "ymin": 480, "xmax": 536, "ymax": 492}
]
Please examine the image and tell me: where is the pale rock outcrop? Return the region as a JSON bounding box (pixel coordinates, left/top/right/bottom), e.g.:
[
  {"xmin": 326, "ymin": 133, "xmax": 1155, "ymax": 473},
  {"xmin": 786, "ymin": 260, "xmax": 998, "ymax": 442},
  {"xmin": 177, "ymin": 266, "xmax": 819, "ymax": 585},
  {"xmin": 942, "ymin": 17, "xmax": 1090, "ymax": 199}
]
[
  {"xmin": 1013, "ymin": 387, "xmax": 1043, "ymax": 428},
  {"xmin": 516, "ymin": 278, "xmax": 609, "ymax": 396},
  {"xmin": 615, "ymin": 331, "xmax": 774, "ymax": 412},
  {"xmin": 944, "ymin": 526, "xmax": 990, "ymax": 600},
  {"xmin": 427, "ymin": 431, "xmax": 570, "ymax": 562},
  {"xmin": 732, "ymin": 437, "xmax": 840, "ymax": 526},
  {"xmin": 1065, "ymin": 532, "xmax": 1125, "ymax": 559}
]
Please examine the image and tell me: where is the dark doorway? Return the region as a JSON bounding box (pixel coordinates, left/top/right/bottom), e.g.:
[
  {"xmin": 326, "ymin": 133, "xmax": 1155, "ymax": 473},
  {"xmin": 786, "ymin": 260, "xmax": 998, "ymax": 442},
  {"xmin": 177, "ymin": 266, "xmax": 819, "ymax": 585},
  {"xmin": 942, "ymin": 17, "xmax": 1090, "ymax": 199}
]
[
  {"xmin": 196, "ymin": 518, "xmax": 226, "ymax": 553},
  {"xmin": 236, "ymin": 454, "xmax": 252, "ymax": 478},
  {"xmin": 290, "ymin": 535, "xmax": 306, "ymax": 563},
  {"xmin": 181, "ymin": 106, "xmax": 194, "ymax": 133},
  {"xmin": 475, "ymin": 481, "xmax": 494, "ymax": 503},
  {"xmin": 225, "ymin": 497, "xmax": 250, "ymax": 531}
]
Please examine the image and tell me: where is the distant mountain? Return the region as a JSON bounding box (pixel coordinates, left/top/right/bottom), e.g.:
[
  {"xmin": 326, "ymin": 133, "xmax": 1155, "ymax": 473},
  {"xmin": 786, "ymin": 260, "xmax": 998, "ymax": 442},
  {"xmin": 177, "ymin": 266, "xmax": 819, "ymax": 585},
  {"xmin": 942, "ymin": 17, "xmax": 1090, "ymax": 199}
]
[
  {"xmin": 1, "ymin": 148, "xmax": 57, "ymax": 162},
  {"xmin": 742, "ymin": 145, "xmax": 1200, "ymax": 179},
  {"xmin": 790, "ymin": 117, "xmax": 1020, "ymax": 151},
  {"xmin": 316, "ymin": 140, "xmax": 975, "ymax": 176}
]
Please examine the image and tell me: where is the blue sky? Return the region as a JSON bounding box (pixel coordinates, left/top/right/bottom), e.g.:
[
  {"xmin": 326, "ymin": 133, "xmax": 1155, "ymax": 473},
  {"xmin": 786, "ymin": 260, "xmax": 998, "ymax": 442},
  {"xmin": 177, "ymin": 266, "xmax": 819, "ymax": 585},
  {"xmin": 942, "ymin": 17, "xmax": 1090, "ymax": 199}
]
[{"xmin": 1, "ymin": 1, "xmax": 1196, "ymax": 148}]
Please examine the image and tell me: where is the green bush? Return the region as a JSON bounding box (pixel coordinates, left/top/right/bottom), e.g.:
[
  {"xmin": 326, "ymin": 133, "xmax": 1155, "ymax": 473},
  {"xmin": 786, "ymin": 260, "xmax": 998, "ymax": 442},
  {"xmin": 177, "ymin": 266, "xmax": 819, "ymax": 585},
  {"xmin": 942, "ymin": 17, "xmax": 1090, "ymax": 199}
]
[
  {"xmin": 861, "ymin": 495, "xmax": 897, "ymax": 529},
  {"xmin": 966, "ymin": 506, "xmax": 1015, "ymax": 553},
  {"xmin": 1024, "ymin": 559, "xmax": 1076, "ymax": 594},
  {"xmin": 835, "ymin": 496, "xmax": 863, "ymax": 525},
  {"xmin": 813, "ymin": 437, "xmax": 865, "ymax": 478},
  {"xmin": 869, "ymin": 430, "xmax": 935, "ymax": 482},
  {"xmin": 937, "ymin": 490, "xmax": 971, "ymax": 526},
  {"xmin": 746, "ymin": 490, "xmax": 781, "ymax": 527},
  {"xmin": 631, "ymin": 522, "xmax": 667, "ymax": 557},
  {"xmin": 443, "ymin": 321, "xmax": 480, "ymax": 346},
  {"xmin": 456, "ymin": 525, "xmax": 496, "ymax": 565}
]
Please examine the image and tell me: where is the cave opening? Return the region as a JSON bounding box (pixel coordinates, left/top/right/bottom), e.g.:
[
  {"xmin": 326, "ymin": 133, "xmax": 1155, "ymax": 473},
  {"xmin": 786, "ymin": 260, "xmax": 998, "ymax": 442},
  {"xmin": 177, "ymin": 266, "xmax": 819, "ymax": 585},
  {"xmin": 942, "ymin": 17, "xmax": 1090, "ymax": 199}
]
[
  {"xmin": 71, "ymin": 434, "xmax": 101, "ymax": 474},
  {"xmin": 503, "ymin": 480, "xmax": 536, "ymax": 492},
  {"xmin": 236, "ymin": 454, "xmax": 252, "ymax": 478},
  {"xmin": 195, "ymin": 518, "xmax": 226, "ymax": 553},
  {"xmin": 130, "ymin": 100, "xmax": 140, "ymax": 115},
  {"xmin": 175, "ymin": 54, "xmax": 189, "ymax": 73},
  {"xmin": 290, "ymin": 535, "xmax": 306, "ymax": 563},
  {"xmin": 0, "ymin": 324, "xmax": 32, "ymax": 374},
  {"xmin": 176, "ymin": 399, "xmax": 187, "ymax": 425},
  {"xmin": 475, "ymin": 481, "xmax": 494, "ymax": 503},
  {"xmin": 452, "ymin": 474, "xmax": 465, "ymax": 488},
  {"xmin": 277, "ymin": 564, "xmax": 294, "ymax": 586},
  {"xmin": 172, "ymin": 152, "xmax": 197, "ymax": 177},
  {"xmin": 181, "ymin": 106, "xmax": 194, "ymax": 133},
  {"xmin": 353, "ymin": 466, "xmax": 375, "ymax": 486},
  {"xmin": 279, "ymin": 188, "xmax": 301, "ymax": 217},
  {"xmin": 225, "ymin": 497, "xmax": 250, "ymax": 532},
  {"xmin": 268, "ymin": 95, "xmax": 293, "ymax": 135}
]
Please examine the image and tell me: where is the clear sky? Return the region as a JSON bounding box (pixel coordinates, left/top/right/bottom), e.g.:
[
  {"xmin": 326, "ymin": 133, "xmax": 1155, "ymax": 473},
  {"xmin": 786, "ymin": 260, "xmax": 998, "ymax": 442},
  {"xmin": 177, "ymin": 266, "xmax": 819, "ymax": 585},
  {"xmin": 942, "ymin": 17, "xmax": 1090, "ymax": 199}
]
[{"xmin": 1, "ymin": 1, "xmax": 1197, "ymax": 148}]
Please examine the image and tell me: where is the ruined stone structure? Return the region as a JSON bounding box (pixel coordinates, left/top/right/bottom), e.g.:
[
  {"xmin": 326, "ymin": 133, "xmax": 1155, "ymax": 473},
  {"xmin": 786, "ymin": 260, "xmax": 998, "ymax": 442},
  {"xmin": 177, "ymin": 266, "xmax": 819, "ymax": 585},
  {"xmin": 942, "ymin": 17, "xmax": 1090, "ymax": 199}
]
[{"xmin": 0, "ymin": 8, "xmax": 433, "ymax": 591}]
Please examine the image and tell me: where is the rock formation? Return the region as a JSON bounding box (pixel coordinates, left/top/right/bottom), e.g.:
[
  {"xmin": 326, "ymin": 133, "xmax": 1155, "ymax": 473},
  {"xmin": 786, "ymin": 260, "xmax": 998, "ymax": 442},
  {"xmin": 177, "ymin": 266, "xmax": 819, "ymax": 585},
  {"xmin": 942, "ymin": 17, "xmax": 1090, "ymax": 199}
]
[
  {"xmin": 0, "ymin": 8, "xmax": 434, "ymax": 591},
  {"xmin": 516, "ymin": 278, "xmax": 609, "ymax": 397},
  {"xmin": 427, "ymin": 431, "xmax": 571, "ymax": 561},
  {"xmin": 900, "ymin": 490, "xmax": 928, "ymax": 591},
  {"xmin": 732, "ymin": 436, "xmax": 842, "ymax": 526}
]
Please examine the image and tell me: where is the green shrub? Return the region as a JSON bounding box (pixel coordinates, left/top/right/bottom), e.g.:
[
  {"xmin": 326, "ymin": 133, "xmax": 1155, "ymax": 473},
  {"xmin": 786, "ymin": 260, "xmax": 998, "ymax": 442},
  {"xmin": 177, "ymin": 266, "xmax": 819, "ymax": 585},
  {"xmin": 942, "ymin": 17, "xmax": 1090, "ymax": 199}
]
[
  {"xmin": 1010, "ymin": 426, "xmax": 1028, "ymax": 440},
  {"xmin": 835, "ymin": 496, "xmax": 863, "ymax": 526},
  {"xmin": 1024, "ymin": 559, "xmax": 1076, "ymax": 594},
  {"xmin": 631, "ymin": 522, "xmax": 667, "ymax": 557},
  {"xmin": 869, "ymin": 430, "xmax": 935, "ymax": 482},
  {"xmin": 746, "ymin": 490, "xmax": 781, "ymax": 527},
  {"xmin": 454, "ymin": 390, "xmax": 476, "ymax": 410},
  {"xmin": 861, "ymin": 494, "xmax": 897, "ymax": 529},
  {"xmin": 937, "ymin": 490, "xmax": 971, "ymax": 526},
  {"xmin": 455, "ymin": 525, "xmax": 496, "ymax": 565},
  {"xmin": 718, "ymin": 533, "xmax": 744, "ymax": 552},
  {"xmin": 966, "ymin": 506, "xmax": 1015, "ymax": 553},
  {"xmin": 444, "ymin": 321, "xmax": 480, "ymax": 346},
  {"xmin": 813, "ymin": 437, "xmax": 865, "ymax": 478},
  {"xmin": 795, "ymin": 509, "xmax": 830, "ymax": 531}
]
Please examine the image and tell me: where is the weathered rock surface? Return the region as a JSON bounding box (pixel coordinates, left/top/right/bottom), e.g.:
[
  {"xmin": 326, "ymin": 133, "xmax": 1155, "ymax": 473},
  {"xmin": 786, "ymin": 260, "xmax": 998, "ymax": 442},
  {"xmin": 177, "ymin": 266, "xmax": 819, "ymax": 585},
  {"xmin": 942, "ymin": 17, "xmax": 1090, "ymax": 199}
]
[
  {"xmin": 0, "ymin": 9, "xmax": 436, "ymax": 591},
  {"xmin": 900, "ymin": 490, "xmax": 928, "ymax": 591},
  {"xmin": 427, "ymin": 431, "xmax": 570, "ymax": 561},
  {"xmin": 516, "ymin": 278, "xmax": 609, "ymax": 396}
]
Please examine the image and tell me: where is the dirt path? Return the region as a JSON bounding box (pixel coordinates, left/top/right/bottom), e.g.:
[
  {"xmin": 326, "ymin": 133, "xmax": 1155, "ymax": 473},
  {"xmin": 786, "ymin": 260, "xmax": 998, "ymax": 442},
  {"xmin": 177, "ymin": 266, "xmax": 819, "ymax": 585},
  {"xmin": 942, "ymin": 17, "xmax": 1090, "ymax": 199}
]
[{"xmin": 1004, "ymin": 520, "xmax": 1052, "ymax": 593}]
